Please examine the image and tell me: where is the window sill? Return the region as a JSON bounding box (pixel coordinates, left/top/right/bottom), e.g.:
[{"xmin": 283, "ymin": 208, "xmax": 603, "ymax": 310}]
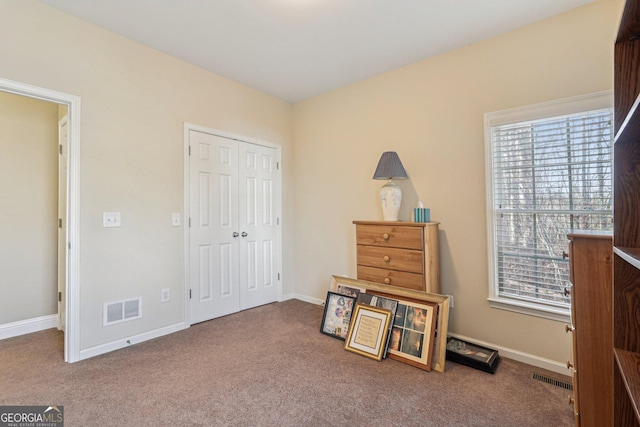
[{"xmin": 487, "ymin": 297, "xmax": 570, "ymax": 323}]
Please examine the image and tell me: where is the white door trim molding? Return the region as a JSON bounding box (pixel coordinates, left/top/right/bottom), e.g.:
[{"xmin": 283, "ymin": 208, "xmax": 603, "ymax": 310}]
[
  {"xmin": 0, "ymin": 77, "xmax": 81, "ymax": 363},
  {"xmin": 183, "ymin": 122, "xmax": 283, "ymax": 326}
]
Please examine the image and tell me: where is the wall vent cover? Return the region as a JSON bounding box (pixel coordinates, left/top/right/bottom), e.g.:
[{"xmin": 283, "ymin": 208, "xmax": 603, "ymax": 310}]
[{"xmin": 103, "ymin": 297, "xmax": 142, "ymax": 326}]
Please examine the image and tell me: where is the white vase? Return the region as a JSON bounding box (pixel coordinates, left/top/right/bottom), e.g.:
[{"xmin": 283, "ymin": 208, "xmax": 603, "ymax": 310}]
[{"xmin": 379, "ymin": 180, "xmax": 401, "ymax": 221}]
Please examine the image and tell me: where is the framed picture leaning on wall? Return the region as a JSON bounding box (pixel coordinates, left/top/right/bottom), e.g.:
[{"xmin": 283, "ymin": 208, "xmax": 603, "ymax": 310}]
[{"xmin": 320, "ymin": 292, "xmax": 356, "ymax": 340}]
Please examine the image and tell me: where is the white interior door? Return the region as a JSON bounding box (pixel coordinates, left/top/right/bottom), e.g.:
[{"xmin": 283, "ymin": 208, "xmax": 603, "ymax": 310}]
[
  {"xmin": 188, "ymin": 128, "xmax": 280, "ymax": 324},
  {"xmin": 189, "ymin": 130, "xmax": 240, "ymax": 323},
  {"xmin": 238, "ymin": 142, "xmax": 278, "ymax": 310},
  {"xmin": 58, "ymin": 115, "xmax": 68, "ymax": 332}
]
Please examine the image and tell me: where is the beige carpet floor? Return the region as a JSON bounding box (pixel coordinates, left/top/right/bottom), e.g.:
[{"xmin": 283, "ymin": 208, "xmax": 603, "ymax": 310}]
[{"xmin": 0, "ymin": 299, "xmax": 574, "ymax": 426}]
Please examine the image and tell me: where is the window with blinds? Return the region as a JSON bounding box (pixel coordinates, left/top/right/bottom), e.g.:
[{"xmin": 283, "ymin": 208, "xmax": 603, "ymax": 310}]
[{"xmin": 485, "ymin": 94, "xmax": 613, "ymax": 319}]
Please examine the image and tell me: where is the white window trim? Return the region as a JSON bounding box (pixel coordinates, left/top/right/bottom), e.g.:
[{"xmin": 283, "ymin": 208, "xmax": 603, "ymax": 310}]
[{"xmin": 484, "ymin": 91, "xmax": 613, "ymax": 323}]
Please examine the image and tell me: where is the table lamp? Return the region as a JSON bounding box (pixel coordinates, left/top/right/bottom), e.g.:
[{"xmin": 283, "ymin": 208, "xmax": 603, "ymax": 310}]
[{"xmin": 372, "ymin": 151, "xmax": 408, "ymax": 221}]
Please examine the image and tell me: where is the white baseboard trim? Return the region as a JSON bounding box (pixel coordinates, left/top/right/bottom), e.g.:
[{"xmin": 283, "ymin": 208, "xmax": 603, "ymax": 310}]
[
  {"xmin": 280, "ymin": 292, "xmax": 296, "ymax": 302},
  {"xmin": 282, "ymin": 293, "xmax": 324, "ymax": 306},
  {"xmin": 448, "ymin": 333, "xmax": 569, "ymax": 376},
  {"xmin": 0, "ymin": 314, "xmax": 58, "ymax": 340},
  {"xmin": 79, "ymin": 322, "xmax": 188, "ymax": 361}
]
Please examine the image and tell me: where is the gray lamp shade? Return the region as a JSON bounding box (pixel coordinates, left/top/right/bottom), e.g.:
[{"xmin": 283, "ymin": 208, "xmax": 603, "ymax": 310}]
[{"xmin": 372, "ymin": 151, "xmax": 408, "ymax": 180}]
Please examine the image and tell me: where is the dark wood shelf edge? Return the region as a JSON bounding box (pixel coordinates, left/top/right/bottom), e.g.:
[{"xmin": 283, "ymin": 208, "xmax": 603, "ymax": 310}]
[
  {"xmin": 615, "ymin": 92, "xmax": 640, "ymax": 144},
  {"xmin": 614, "ymin": 247, "xmax": 640, "ymax": 270},
  {"xmin": 615, "ymin": 348, "xmax": 640, "ymax": 423},
  {"xmin": 616, "ymin": 0, "xmax": 640, "ymax": 43},
  {"xmin": 567, "ymin": 230, "xmax": 612, "ymax": 239}
]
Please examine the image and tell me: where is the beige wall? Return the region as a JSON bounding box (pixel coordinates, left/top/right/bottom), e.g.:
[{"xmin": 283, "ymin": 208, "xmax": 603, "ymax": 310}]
[
  {"xmin": 0, "ymin": 91, "xmax": 59, "ymax": 324},
  {"xmin": 0, "ymin": 1, "xmax": 292, "ymax": 350},
  {"xmin": 292, "ymin": 0, "xmax": 623, "ymax": 364},
  {"xmin": 0, "ymin": 0, "xmax": 623, "ymax": 366}
]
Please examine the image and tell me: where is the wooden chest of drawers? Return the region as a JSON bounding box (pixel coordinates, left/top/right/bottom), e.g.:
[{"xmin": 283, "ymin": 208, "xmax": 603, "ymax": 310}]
[
  {"xmin": 566, "ymin": 231, "xmax": 613, "ymax": 426},
  {"xmin": 353, "ymin": 221, "xmax": 440, "ymax": 293},
  {"xmin": 567, "ymin": 232, "xmax": 613, "ymax": 427}
]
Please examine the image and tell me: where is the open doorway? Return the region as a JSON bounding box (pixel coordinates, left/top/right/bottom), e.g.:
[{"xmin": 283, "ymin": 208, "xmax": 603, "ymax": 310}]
[{"xmin": 0, "ymin": 77, "xmax": 81, "ymax": 362}]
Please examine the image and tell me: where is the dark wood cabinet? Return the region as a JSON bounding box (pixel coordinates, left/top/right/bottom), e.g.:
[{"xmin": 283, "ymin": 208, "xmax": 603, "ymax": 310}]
[{"xmin": 613, "ymin": 1, "xmax": 640, "ymax": 425}]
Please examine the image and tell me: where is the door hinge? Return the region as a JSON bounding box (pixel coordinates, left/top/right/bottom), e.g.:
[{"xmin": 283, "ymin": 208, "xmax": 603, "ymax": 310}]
[
  {"xmin": 189, "ymin": 289, "xmax": 192, "ymax": 299},
  {"xmin": 68, "ymin": 242, "xmax": 71, "ymax": 250},
  {"xmin": 189, "ymin": 217, "xmax": 191, "ymax": 227},
  {"xmin": 58, "ymin": 218, "xmax": 62, "ymax": 228},
  {"xmin": 277, "ymin": 217, "xmax": 279, "ymax": 226},
  {"xmin": 59, "ymin": 144, "xmax": 63, "ymax": 155},
  {"xmin": 277, "ymin": 273, "xmax": 280, "ymax": 280},
  {"xmin": 58, "ymin": 291, "xmax": 62, "ymax": 302},
  {"xmin": 188, "ymin": 145, "xmax": 191, "ymax": 156},
  {"xmin": 277, "ymin": 162, "xmax": 279, "ymax": 170}
]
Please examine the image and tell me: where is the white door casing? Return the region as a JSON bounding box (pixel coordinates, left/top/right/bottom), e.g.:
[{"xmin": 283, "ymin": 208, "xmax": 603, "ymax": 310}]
[
  {"xmin": 186, "ymin": 125, "xmax": 281, "ymax": 324},
  {"xmin": 58, "ymin": 115, "xmax": 68, "ymax": 332},
  {"xmin": 0, "ymin": 77, "xmax": 81, "ymax": 363}
]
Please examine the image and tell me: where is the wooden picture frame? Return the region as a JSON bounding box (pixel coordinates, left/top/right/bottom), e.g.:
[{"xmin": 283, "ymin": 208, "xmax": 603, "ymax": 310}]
[
  {"xmin": 344, "ymin": 303, "xmax": 392, "ymax": 361},
  {"xmin": 330, "ymin": 275, "xmax": 450, "ymax": 372},
  {"xmin": 320, "ymin": 292, "xmax": 356, "ymax": 340},
  {"xmin": 383, "ymin": 297, "xmax": 437, "ymax": 371}
]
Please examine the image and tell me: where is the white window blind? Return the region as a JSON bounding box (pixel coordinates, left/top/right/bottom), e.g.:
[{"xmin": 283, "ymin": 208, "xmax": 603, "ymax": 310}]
[{"xmin": 486, "ymin": 97, "xmax": 612, "ymax": 318}]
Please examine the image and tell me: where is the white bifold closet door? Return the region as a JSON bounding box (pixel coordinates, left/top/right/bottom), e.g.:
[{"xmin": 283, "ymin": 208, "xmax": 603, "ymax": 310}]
[{"xmin": 189, "ymin": 130, "xmax": 279, "ymax": 324}]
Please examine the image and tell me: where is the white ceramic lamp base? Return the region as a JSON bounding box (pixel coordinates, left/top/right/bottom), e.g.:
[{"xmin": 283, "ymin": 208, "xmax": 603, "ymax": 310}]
[{"xmin": 379, "ymin": 180, "xmax": 402, "ymax": 221}]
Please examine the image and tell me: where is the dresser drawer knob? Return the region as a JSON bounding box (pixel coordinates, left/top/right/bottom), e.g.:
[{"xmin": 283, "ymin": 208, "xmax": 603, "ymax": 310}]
[
  {"xmin": 382, "ymin": 233, "xmax": 390, "ymax": 240},
  {"xmin": 383, "ymin": 255, "xmax": 390, "ymax": 262},
  {"xmin": 565, "ymin": 324, "xmax": 574, "ymax": 333},
  {"xmin": 566, "ymin": 360, "xmax": 574, "ymax": 370},
  {"xmin": 384, "ymin": 278, "xmax": 391, "ymax": 284}
]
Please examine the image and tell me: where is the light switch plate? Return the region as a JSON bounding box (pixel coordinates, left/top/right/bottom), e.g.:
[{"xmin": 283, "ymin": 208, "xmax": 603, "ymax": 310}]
[
  {"xmin": 103, "ymin": 212, "xmax": 121, "ymax": 227},
  {"xmin": 171, "ymin": 213, "xmax": 181, "ymax": 227}
]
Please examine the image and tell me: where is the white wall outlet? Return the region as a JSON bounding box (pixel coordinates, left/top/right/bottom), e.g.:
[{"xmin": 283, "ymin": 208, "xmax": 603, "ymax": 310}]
[
  {"xmin": 171, "ymin": 213, "xmax": 181, "ymax": 226},
  {"xmin": 161, "ymin": 288, "xmax": 170, "ymax": 303},
  {"xmin": 446, "ymin": 295, "xmax": 454, "ymax": 308},
  {"xmin": 103, "ymin": 212, "xmax": 121, "ymax": 227}
]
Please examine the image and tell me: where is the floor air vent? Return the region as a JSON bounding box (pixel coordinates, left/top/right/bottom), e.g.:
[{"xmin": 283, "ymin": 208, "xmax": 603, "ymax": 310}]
[
  {"xmin": 531, "ymin": 373, "xmax": 573, "ymax": 390},
  {"xmin": 104, "ymin": 297, "xmax": 142, "ymax": 326}
]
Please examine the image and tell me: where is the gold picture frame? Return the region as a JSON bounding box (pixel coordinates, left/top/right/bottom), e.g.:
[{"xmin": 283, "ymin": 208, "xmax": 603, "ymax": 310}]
[
  {"xmin": 330, "ymin": 275, "xmax": 450, "ymax": 372},
  {"xmin": 344, "ymin": 303, "xmax": 392, "ymax": 361}
]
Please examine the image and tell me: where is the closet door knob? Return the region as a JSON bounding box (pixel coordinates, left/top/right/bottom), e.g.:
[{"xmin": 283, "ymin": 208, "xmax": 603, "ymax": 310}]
[
  {"xmin": 232, "ymin": 232, "xmax": 239, "ymax": 238},
  {"xmin": 562, "ymin": 251, "xmax": 569, "ymax": 259},
  {"xmin": 241, "ymin": 232, "xmax": 248, "ymax": 237},
  {"xmin": 383, "ymin": 255, "xmax": 390, "ymax": 262},
  {"xmin": 566, "ymin": 360, "xmax": 574, "ymax": 370},
  {"xmin": 565, "ymin": 324, "xmax": 574, "ymax": 333},
  {"xmin": 563, "ymin": 287, "xmax": 571, "ymax": 297}
]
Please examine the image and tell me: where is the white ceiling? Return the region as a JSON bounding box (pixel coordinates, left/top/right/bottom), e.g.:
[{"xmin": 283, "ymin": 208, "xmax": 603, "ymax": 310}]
[{"xmin": 37, "ymin": 0, "xmax": 594, "ymax": 103}]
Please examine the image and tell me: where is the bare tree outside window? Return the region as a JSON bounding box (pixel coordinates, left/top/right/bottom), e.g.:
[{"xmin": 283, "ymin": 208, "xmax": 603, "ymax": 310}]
[{"xmin": 490, "ymin": 109, "xmax": 612, "ymax": 310}]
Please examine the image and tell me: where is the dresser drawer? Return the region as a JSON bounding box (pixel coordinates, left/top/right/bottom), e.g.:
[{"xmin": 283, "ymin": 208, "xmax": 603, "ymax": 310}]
[
  {"xmin": 356, "ymin": 245, "xmax": 424, "ymax": 274},
  {"xmin": 357, "ymin": 266, "xmax": 424, "ymax": 290},
  {"xmin": 355, "ymin": 224, "xmax": 423, "ymax": 250}
]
